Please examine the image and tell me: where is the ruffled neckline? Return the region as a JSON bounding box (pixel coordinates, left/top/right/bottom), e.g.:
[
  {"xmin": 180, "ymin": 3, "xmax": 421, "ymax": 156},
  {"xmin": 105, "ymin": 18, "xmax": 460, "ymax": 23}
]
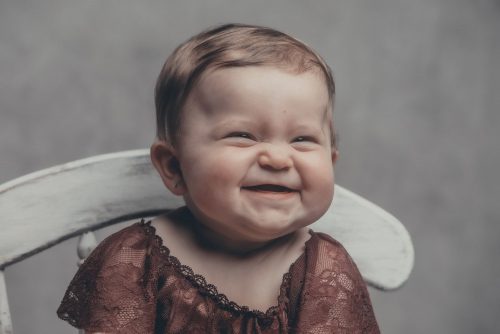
[{"xmin": 138, "ymin": 219, "xmax": 314, "ymax": 320}]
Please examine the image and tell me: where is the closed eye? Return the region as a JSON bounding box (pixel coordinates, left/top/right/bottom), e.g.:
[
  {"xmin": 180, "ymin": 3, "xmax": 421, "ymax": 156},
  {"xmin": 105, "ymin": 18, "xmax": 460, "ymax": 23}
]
[
  {"xmin": 292, "ymin": 136, "xmax": 317, "ymax": 143},
  {"xmin": 291, "ymin": 135, "xmax": 321, "ymax": 151},
  {"xmin": 225, "ymin": 132, "xmax": 257, "ymax": 141}
]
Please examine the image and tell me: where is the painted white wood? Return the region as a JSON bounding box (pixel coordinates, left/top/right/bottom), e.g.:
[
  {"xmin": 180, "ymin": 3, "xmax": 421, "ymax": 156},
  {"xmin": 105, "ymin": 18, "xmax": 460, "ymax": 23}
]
[
  {"xmin": 0, "ymin": 150, "xmax": 181, "ymax": 270},
  {"xmin": 0, "ymin": 149, "xmax": 413, "ymax": 290},
  {"xmin": 0, "ymin": 271, "xmax": 13, "ymax": 334},
  {"xmin": 314, "ymin": 187, "xmax": 414, "ymax": 290}
]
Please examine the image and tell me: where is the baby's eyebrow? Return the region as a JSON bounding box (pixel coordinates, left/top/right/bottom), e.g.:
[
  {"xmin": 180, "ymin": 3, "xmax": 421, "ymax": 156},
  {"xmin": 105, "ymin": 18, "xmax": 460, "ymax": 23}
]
[
  {"xmin": 292, "ymin": 125, "xmax": 327, "ymax": 139},
  {"xmin": 217, "ymin": 118, "xmax": 254, "ymax": 126},
  {"xmin": 213, "ymin": 119, "xmax": 256, "ymax": 132}
]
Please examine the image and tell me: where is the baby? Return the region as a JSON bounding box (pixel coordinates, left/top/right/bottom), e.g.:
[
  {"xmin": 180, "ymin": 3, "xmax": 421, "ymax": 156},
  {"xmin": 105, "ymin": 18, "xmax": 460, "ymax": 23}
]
[{"xmin": 58, "ymin": 23, "xmax": 379, "ymax": 333}]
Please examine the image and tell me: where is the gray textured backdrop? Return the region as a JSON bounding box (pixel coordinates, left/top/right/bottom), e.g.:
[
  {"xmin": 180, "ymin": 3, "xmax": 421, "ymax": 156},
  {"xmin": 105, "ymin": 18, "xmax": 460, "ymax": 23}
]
[{"xmin": 1, "ymin": 1, "xmax": 499, "ymax": 333}]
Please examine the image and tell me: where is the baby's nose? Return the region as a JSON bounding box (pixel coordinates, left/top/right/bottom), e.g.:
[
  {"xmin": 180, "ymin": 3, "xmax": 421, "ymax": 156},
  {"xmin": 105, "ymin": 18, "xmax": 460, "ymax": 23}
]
[{"xmin": 258, "ymin": 144, "xmax": 293, "ymax": 170}]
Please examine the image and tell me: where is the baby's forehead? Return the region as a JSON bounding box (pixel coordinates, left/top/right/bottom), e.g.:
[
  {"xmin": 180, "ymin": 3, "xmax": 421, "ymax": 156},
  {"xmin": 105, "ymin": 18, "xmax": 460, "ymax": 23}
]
[
  {"xmin": 192, "ymin": 66, "xmax": 328, "ymax": 107},
  {"xmin": 194, "ymin": 65, "xmax": 330, "ymax": 101},
  {"xmin": 183, "ymin": 69, "xmax": 331, "ymax": 132}
]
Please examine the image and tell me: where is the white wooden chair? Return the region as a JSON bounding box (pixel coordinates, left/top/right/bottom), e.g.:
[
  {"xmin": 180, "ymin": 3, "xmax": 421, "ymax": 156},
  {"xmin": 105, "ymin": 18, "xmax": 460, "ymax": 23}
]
[{"xmin": 0, "ymin": 149, "xmax": 414, "ymax": 334}]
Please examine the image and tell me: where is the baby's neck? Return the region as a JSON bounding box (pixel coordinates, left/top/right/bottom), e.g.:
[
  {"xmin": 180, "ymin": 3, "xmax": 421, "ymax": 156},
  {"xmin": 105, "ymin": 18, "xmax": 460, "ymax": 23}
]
[
  {"xmin": 194, "ymin": 218, "xmax": 302, "ymax": 257},
  {"xmin": 168, "ymin": 206, "xmax": 307, "ymax": 257}
]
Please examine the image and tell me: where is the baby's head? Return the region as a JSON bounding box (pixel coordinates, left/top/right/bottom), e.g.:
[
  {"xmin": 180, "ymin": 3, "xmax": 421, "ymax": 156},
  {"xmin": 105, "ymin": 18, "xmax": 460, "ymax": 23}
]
[{"xmin": 151, "ymin": 24, "xmax": 338, "ymax": 247}]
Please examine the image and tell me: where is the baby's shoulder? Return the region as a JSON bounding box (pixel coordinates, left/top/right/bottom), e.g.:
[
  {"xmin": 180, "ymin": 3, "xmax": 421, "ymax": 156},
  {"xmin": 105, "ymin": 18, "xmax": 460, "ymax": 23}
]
[
  {"xmin": 309, "ymin": 230, "xmax": 349, "ymax": 255},
  {"xmin": 84, "ymin": 221, "xmax": 156, "ymax": 265},
  {"xmin": 307, "ymin": 230, "xmax": 358, "ymax": 272},
  {"xmin": 98, "ymin": 220, "xmax": 152, "ymax": 245}
]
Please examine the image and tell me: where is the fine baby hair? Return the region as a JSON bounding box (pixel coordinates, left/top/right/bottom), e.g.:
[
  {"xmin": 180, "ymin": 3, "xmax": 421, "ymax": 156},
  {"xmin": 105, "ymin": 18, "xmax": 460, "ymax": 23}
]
[{"xmin": 57, "ymin": 23, "xmax": 380, "ymax": 333}]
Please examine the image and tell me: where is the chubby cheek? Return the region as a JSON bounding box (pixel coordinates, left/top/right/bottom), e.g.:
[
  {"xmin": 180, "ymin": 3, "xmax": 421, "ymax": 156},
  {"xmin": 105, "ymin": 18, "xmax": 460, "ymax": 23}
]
[
  {"xmin": 299, "ymin": 153, "xmax": 335, "ymax": 215},
  {"xmin": 179, "ymin": 147, "xmax": 249, "ymax": 203},
  {"xmin": 312, "ymin": 172, "xmax": 335, "ymax": 212}
]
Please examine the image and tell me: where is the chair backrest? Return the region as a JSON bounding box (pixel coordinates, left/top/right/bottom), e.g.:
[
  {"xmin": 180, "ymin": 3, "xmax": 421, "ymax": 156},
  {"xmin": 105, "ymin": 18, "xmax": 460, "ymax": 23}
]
[{"xmin": 0, "ymin": 149, "xmax": 414, "ymax": 334}]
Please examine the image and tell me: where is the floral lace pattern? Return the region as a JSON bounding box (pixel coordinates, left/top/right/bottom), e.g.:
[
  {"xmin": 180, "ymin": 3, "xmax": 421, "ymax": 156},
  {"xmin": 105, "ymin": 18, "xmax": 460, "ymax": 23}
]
[{"xmin": 58, "ymin": 220, "xmax": 379, "ymax": 333}]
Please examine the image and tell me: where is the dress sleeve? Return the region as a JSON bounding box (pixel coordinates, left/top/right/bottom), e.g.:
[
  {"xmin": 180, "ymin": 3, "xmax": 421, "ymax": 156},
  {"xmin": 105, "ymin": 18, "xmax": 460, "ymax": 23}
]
[
  {"xmin": 57, "ymin": 223, "xmax": 159, "ymax": 333},
  {"xmin": 294, "ymin": 233, "xmax": 380, "ymax": 334}
]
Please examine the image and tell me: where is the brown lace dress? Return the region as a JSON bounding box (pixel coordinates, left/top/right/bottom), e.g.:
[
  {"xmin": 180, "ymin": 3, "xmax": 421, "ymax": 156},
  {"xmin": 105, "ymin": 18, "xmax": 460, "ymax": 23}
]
[{"xmin": 58, "ymin": 221, "xmax": 379, "ymax": 333}]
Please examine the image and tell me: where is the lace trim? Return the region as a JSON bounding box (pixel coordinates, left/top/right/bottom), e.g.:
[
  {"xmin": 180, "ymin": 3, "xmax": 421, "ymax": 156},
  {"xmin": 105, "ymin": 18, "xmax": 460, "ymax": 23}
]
[{"xmin": 138, "ymin": 219, "xmax": 304, "ymax": 320}]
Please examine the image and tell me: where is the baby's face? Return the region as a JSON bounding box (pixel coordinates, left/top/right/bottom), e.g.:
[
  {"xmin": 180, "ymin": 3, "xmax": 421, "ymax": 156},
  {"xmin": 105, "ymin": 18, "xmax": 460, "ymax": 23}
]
[{"xmin": 175, "ymin": 66, "xmax": 336, "ymax": 244}]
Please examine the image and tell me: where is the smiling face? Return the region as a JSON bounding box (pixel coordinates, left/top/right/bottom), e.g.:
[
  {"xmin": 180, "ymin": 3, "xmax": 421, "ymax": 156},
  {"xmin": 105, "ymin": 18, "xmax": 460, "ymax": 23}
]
[{"xmin": 153, "ymin": 66, "xmax": 337, "ymax": 247}]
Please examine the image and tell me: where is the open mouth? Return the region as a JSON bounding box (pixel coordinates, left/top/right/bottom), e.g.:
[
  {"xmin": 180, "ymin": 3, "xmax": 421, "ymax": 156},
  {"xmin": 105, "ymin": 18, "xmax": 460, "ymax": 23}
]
[{"xmin": 242, "ymin": 184, "xmax": 296, "ymax": 193}]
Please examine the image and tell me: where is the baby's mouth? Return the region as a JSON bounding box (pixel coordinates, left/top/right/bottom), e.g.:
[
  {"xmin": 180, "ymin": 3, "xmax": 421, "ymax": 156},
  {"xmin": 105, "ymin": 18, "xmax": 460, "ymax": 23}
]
[{"xmin": 242, "ymin": 184, "xmax": 297, "ymax": 193}]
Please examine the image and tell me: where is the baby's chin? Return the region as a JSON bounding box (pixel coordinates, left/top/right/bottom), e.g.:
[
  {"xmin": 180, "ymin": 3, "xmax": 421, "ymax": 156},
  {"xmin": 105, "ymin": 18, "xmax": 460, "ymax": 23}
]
[
  {"xmin": 208, "ymin": 225, "xmax": 311, "ymax": 255},
  {"xmin": 217, "ymin": 214, "xmax": 316, "ymax": 247}
]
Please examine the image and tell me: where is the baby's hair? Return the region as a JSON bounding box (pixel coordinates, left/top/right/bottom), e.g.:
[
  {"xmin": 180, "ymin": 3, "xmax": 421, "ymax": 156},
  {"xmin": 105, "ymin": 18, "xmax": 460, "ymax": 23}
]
[{"xmin": 155, "ymin": 23, "xmax": 336, "ymax": 147}]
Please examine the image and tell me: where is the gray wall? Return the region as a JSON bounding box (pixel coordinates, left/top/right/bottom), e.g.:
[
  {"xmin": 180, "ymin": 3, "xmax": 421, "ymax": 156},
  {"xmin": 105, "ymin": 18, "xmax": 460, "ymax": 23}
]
[{"xmin": 1, "ymin": 1, "xmax": 499, "ymax": 333}]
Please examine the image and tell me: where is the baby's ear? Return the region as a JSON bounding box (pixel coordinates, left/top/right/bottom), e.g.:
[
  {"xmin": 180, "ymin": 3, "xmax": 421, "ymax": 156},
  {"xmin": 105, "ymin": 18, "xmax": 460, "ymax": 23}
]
[
  {"xmin": 150, "ymin": 140, "xmax": 185, "ymax": 195},
  {"xmin": 331, "ymin": 148, "xmax": 339, "ymax": 165}
]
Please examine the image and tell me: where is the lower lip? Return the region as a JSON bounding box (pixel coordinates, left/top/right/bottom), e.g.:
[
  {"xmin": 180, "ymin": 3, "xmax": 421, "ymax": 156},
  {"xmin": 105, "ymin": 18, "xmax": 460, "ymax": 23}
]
[{"xmin": 241, "ymin": 188, "xmax": 298, "ymax": 200}]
